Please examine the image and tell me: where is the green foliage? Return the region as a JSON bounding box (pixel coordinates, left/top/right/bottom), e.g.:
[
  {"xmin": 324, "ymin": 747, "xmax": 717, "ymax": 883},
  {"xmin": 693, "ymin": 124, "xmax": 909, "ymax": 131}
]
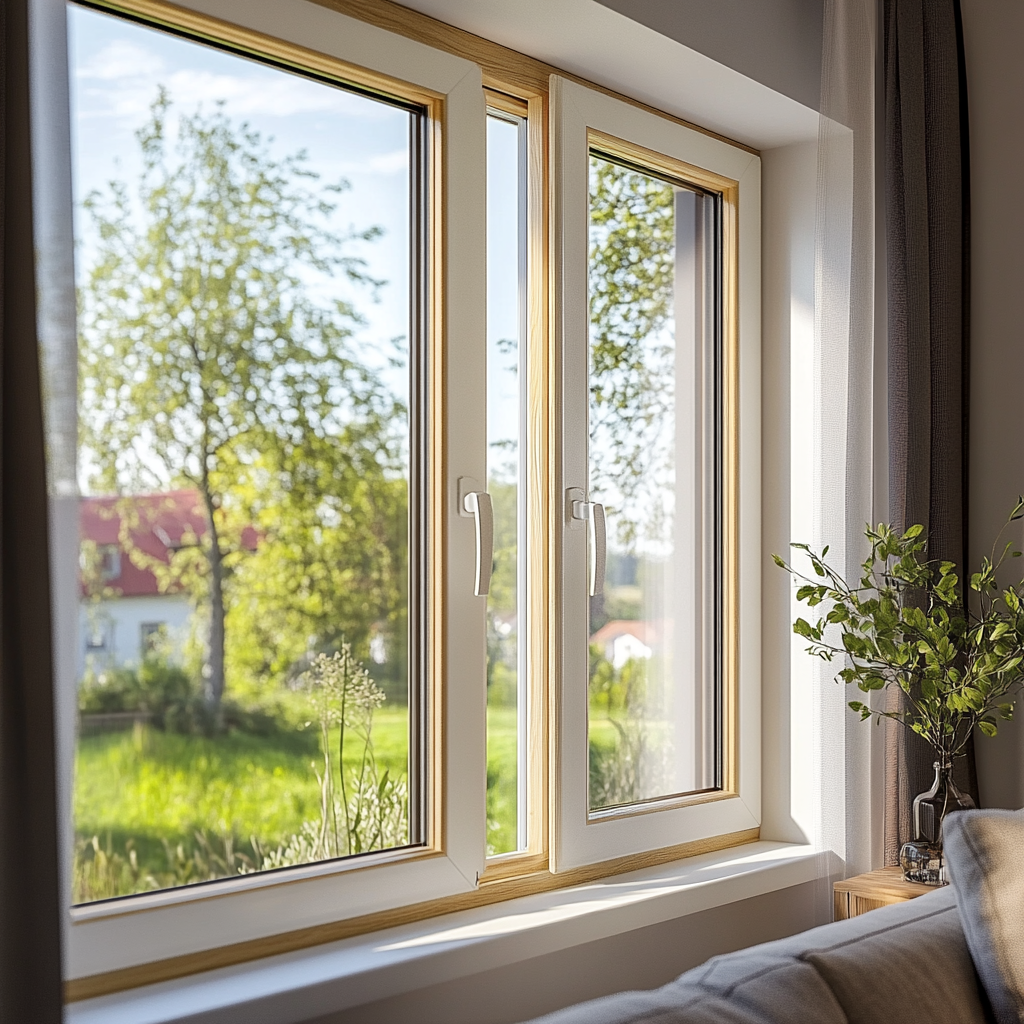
[
  {"xmin": 78, "ymin": 655, "xmax": 206, "ymax": 731},
  {"xmin": 77, "ymin": 654, "xmax": 294, "ymax": 736},
  {"xmin": 289, "ymin": 647, "xmax": 406, "ymax": 859},
  {"xmin": 587, "ymin": 645, "xmax": 667, "ymax": 807},
  {"xmin": 776, "ymin": 500, "xmax": 1024, "ymax": 761},
  {"xmin": 588, "ymin": 157, "xmax": 676, "ymax": 546},
  {"xmin": 78, "ymin": 90, "xmax": 403, "ymax": 705},
  {"xmin": 73, "ymin": 831, "xmax": 260, "ymax": 902},
  {"xmin": 73, "ymin": 707, "xmax": 519, "ymax": 900}
]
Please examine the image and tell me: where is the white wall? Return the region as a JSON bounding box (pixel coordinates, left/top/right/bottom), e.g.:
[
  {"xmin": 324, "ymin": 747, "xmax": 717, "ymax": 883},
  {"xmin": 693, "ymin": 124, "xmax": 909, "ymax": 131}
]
[
  {"xmin": 759, "ymin": 140, "xmax": 819, "ymax": 850},
  {"xmin": 591, "ymin": 0, "xmax": 823, "ymax": 110},
  {"xmin": 962, "ymin": 0, "xmax": 1024, "ymax": 810},
  {"xmin": 79, "ymin": 595, "xmax": 192, "ymax": 677}
]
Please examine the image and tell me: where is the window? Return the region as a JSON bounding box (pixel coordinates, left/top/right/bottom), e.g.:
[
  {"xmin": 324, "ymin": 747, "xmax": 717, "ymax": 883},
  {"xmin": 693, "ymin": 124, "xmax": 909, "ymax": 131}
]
[
  {"xmin": 552, "ymin": 77, "xmax": 759, "ymax": 870},
  {"xmin": 485, "ymin": 103, "xmax": 528, "ymax": 857},
  {"xmin": 139, "ymin": 622, "xmax": 167, "ymax": 655},
  {"xmin": 48, "ymin": 0, "xmax": 758, "ymax": 993},
  {"xmin": 70, "ymin": 2, "xmax": 423, "ymax": 897}
]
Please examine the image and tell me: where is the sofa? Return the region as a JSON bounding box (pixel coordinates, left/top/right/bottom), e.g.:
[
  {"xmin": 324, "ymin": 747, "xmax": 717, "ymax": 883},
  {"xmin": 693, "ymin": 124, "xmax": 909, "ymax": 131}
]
[
  {"xmin": 525, "ymin": 808, "xmax": 1024, "ymax": 1024},
  {"xmin": 524, "ymin": 886, "xmax": 990, "ymax": 1023}
]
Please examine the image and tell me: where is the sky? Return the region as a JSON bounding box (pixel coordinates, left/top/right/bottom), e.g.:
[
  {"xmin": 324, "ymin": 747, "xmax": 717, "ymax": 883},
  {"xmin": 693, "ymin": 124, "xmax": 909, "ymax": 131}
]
[{"xmin": 67, "ymin": 3, "xmax": 522, "ymax": 481}]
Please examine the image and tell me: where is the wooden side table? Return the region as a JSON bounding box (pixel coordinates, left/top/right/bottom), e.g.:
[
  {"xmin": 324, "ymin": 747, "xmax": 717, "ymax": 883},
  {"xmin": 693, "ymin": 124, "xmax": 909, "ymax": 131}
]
[{"xmin": 833, "ymin": 867, "xmax": 938, "ymax": 921}]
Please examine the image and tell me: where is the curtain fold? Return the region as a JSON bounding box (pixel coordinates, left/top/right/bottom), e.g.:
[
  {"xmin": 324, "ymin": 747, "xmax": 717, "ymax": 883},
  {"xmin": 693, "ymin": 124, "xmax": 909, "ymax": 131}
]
[
  {"xmin": 884, "ymin": 0, "xmax": 975, "ymax": 866},
  {"xmin": 0, "ymin": 0, "xmax": 65, "ymax": 1017}
]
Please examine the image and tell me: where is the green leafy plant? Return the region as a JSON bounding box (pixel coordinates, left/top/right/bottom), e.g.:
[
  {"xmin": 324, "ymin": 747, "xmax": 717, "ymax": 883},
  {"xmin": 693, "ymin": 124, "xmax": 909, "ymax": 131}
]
[
  {"xmin": 774, "ymin": 501, "xmax": 1024, "ymax": 763},
  {"xmin": 249, "ymin": 645, "xmax": 408, "ymax": 870}
]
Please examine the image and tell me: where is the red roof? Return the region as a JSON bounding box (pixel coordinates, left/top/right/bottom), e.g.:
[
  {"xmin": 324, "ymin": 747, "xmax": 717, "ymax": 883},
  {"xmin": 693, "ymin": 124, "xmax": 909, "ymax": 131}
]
[
  {"xmin": 590, "ymin": 619, "xmax": 660, "ymax": 647},
  {"xmin": 80, "ymin": 490, "xmax": 209, "ymax": 598}
]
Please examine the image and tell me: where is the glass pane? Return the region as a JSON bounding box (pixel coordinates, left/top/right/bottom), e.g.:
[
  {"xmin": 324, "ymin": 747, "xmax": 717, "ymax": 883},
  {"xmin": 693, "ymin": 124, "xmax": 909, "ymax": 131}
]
[
  {"xmin": 485, "ymin": 112, "xmax": 526, "ymax": 854},
  {"xmin": 586, "ymin": 153, "xmax": 720, "ymax": 813},
  {"xmin": 62, "ymin": 4, "xmax": 420, "ymax": 902}
]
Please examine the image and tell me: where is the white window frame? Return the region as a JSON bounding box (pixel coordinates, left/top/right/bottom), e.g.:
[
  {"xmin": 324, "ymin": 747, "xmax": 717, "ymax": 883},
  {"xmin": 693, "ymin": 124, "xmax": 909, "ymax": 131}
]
[
  {"xmin": 64, "ymin": 0, "xmax": 488, "ymax": 981},
  {"xmin": 551, "ymin": 76, "xmax": 762, "ymax": 871}
]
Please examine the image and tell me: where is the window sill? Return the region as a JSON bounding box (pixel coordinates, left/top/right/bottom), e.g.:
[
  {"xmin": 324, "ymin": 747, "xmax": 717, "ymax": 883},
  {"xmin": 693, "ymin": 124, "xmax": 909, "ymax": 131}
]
[{"xmin": 67, "ymin": 840, "xmax": 818, "ymax": 1024}]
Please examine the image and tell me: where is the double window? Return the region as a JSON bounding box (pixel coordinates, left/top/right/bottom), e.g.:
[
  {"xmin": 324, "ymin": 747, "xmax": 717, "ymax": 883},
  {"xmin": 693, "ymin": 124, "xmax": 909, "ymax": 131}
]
[{"xmin": 52, "ymin": 0, "xmax": 759, "ymax": 991}]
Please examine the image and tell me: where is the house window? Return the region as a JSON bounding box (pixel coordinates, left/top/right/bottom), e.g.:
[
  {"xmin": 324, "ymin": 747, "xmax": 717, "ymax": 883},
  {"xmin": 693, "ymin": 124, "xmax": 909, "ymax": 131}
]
[
  {"xmin": 52, "ymin": 0, "xmax": 759, "ymax": 991},
  {"xmin": 139, "ymin": 622, "xmax": 166, "ymax": 655},
  {"xmin": 84, "ymin": 624, "xmax": 107, "ymax": 651},
  {"xmin": 97, "ymin": 544, "xmax": 120, "ymax": 581}
]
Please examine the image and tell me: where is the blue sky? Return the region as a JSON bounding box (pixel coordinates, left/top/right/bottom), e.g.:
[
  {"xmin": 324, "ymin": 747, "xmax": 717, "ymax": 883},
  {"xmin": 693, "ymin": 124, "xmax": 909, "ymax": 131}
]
[{"xmin": 67, "ymin": 3, "xmax": 521, "ymax": 466}]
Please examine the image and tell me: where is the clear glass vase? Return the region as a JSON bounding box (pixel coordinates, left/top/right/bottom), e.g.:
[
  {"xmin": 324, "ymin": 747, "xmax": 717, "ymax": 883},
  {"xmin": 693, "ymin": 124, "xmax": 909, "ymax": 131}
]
[{"xmin": 899, "ymin": 760, "xmax": 976, "ymax": 885}]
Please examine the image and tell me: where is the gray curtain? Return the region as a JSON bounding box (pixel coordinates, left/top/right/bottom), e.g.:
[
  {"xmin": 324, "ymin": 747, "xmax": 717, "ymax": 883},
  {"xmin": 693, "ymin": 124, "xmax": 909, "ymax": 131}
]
[
  {"xmin": 884, "ymin": 0, "xmax": 976, "ymax": 865},
  {"xmin": 0, "ymin": 0, "xmax": 65, "ymax": 1016}
]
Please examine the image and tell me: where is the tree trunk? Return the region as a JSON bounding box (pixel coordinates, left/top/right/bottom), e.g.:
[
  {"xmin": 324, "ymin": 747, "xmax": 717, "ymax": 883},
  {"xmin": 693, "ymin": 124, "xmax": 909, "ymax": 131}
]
[{"xmin": 200, "ymin": 484, "xmax": 226, "ymax": 706}]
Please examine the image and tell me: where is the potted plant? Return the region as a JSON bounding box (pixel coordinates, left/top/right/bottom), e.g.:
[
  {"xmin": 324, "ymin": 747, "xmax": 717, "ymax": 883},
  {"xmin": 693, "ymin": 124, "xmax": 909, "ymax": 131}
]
[{"xmin": 774, "ymin": 500, "xmax": 1024, "ymax": 883}]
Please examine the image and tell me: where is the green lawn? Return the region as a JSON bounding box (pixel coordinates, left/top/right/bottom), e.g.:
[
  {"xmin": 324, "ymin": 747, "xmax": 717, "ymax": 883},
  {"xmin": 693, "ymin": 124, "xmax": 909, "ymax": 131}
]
[
  {"xmin": 486, "ymin": 705, "xmax": 518, "ymax": 855},
  {"xmin": 73, "ymin": 705, "xmax": 520, "ymax": 899}
]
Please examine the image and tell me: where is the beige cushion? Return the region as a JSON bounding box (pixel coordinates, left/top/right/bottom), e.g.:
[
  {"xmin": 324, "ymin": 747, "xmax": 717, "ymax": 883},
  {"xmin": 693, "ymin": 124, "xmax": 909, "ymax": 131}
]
[
  {"xmin": 944, "ymin": 808, "xmax": 1024, "ymax": 1024},
  {"xmin": 522, "ymin": 886, "xmax": 990, "ymax": 1024}
]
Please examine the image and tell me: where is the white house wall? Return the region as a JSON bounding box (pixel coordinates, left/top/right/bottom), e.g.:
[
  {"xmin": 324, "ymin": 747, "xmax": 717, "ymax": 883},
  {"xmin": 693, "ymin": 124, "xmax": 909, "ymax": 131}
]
[{"xmin": 78, "ymin": 595, "xmax": 193, "ymax": 677}]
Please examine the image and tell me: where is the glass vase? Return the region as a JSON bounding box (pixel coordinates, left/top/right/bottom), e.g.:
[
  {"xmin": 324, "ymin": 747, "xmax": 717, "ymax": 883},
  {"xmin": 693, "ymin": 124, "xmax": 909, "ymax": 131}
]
[{"xmin": 899, "ymin": 760, "xmax": 976, "ymax": 886}]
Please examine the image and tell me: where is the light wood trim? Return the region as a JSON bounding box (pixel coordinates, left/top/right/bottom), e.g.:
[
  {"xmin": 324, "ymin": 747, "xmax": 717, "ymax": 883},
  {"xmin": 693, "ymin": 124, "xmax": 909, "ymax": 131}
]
[
  {"xmin": 478, "ymin": 86, "xmax": 550, "ymax": 883},
  {"xmin": 428, "ymin": 81, "xmax": 446, "ymax": 856},
  {"xmin": 66, "ymin": 827, "xmax": 759, "ymax": 1001},
  {"xmin": 479, "ymin": 850, "xmax": 550, "ymax": 884},
  {"xmin": 485, "ymin": 88, "xmax": 529, "ymax": 119},
  {"xmin": 587, "ymin": 128, "xmax": 741, "ymax": 201},
  {"xmin": 582, "ymin": 129, "xmax": 742, "ymax": 821},
  {"xmin": 84, "ymin": 0, "xmax": 444, "ymax": 106},
  {"xmin": 308, "ymin": 0, "xmax": 757, "ymax": 156},
  {"xmin": 720, "ymin": 152, "xmax": 741, "ymax": 805},
  {"xmin": 526, "ymin": 91, "xmax": 552, "ymax": 865}
]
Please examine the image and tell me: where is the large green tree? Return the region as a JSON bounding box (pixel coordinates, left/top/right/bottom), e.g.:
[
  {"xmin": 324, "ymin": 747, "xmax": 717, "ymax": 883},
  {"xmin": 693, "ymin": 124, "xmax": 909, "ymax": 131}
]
[
  {"xmin": 79, "ymin": 91, "xmax": 404, "ymax": 705},
  {"xmin": 588, "ymin": 156, "xmax": 675, "ymax": 546}
]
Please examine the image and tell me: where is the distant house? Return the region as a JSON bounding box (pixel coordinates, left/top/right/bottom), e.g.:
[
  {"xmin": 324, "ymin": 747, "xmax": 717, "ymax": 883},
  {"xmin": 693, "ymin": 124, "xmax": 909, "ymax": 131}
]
[
  {"xmin": 589, "ymin": 620, "xmax": 659, "ymax": 670},
  {"xmin": 79, "ymin": 490, "xmax": 209, "ymax": 676}
]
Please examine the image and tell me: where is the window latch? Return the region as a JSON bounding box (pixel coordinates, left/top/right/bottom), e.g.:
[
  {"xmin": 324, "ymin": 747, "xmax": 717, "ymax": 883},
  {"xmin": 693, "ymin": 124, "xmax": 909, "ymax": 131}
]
[
  {"xmin": 459, "ymin": 477, "xmax": 493, "ymax": 597},
  {"xmin": 568, "ymin": 489, "xmax": 606, "ymax": 597}
]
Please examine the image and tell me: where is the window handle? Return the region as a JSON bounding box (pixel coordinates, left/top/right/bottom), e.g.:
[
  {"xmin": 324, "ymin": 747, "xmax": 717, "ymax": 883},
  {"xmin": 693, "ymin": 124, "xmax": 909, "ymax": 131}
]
[
  {"xmin": 571, "ymin": 498, "xmax": 606, "ymax": 597},
  {"xmin": 463, "ymin": 490, "xmax": 494, "ymax": 597}
]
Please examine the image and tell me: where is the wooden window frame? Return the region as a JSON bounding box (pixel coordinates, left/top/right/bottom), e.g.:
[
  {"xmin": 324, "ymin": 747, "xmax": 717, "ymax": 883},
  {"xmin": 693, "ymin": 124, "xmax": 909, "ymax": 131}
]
[{"xmin": 58, "ymin": 0, "xmax": 761, "ymax": 1002}]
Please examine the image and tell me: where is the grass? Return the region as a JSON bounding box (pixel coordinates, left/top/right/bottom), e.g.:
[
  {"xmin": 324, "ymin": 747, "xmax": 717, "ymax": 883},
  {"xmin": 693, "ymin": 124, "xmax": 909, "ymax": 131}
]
[{"xmin": 73, "ymin": 705, "xmax": 521, "ymax": 898}]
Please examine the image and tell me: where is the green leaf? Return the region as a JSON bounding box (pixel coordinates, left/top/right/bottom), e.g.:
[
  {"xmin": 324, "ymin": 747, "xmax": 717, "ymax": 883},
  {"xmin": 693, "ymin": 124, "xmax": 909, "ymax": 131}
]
[
  {"xmin": 979, "ymin": 720, "xmax": 998, "ymax": 738},
  {"xmin": 793, "ymin": 618, "xmax": 815, "ymax": 640}
]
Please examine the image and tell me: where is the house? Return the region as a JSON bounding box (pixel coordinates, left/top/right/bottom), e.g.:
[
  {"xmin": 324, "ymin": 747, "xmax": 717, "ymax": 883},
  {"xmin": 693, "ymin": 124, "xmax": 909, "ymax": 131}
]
[
  {"xmin": 590, "ymin": 619, "xmax": 658, "ymax": 669},
  {"xmin": 5, "ymin": 0, "xmax": 1024, "ymax": 1021},
  {"xmin": 78, "ymin": 490, "xmax": 206, "ymax": 674},
  {"xmin": 78, "ymin": 490, "xmax": 259, "ymax": 676}
]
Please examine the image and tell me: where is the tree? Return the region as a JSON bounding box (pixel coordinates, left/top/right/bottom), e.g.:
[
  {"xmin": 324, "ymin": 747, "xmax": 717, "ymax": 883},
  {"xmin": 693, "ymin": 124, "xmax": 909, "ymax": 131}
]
[
  {"xmin": 588, "ymin": 156, "xmax": 675, "ymax": 547},
  {"xmin": 79, "ymin": 91, "xmax": 402, "ymax": 705}
]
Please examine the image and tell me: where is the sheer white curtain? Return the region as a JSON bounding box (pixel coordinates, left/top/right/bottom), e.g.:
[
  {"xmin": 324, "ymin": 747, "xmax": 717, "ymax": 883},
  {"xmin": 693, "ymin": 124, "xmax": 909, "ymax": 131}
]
[{"xmin": 811, "ymin": 0, "xmax": 880, "ymax": 901}]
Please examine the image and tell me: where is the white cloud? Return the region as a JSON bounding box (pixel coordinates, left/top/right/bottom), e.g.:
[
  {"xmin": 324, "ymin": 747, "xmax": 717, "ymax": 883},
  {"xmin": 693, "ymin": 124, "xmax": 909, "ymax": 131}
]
[
  {"xmin": 76, "ymin": 40, "xmax": 392, "ymax": 124},
  {"xmin": 76, "ymin": 39, "xmax": 167, "ymax": 81},
  {"xmin": 367, "ymin": 149, "xmax": 409, "ymax": 174}
]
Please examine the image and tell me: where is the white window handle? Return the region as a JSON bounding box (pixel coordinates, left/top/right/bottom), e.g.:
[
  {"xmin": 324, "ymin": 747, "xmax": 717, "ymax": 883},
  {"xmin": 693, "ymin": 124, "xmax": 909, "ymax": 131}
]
[
  {"xmin": 572, "ymin": 497, "xmax": 606, "ymax": 597},
  {"xmin": 463, "ymin": 490, "xmax": 494, "ymax": 597}
]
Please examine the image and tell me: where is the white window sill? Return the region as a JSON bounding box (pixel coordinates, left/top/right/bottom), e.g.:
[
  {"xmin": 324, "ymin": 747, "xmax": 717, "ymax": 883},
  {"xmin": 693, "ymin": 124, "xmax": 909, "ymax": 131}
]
[{"xmin": 67, "ymin": 840, "xmax": 818, "ymax": 1024}]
